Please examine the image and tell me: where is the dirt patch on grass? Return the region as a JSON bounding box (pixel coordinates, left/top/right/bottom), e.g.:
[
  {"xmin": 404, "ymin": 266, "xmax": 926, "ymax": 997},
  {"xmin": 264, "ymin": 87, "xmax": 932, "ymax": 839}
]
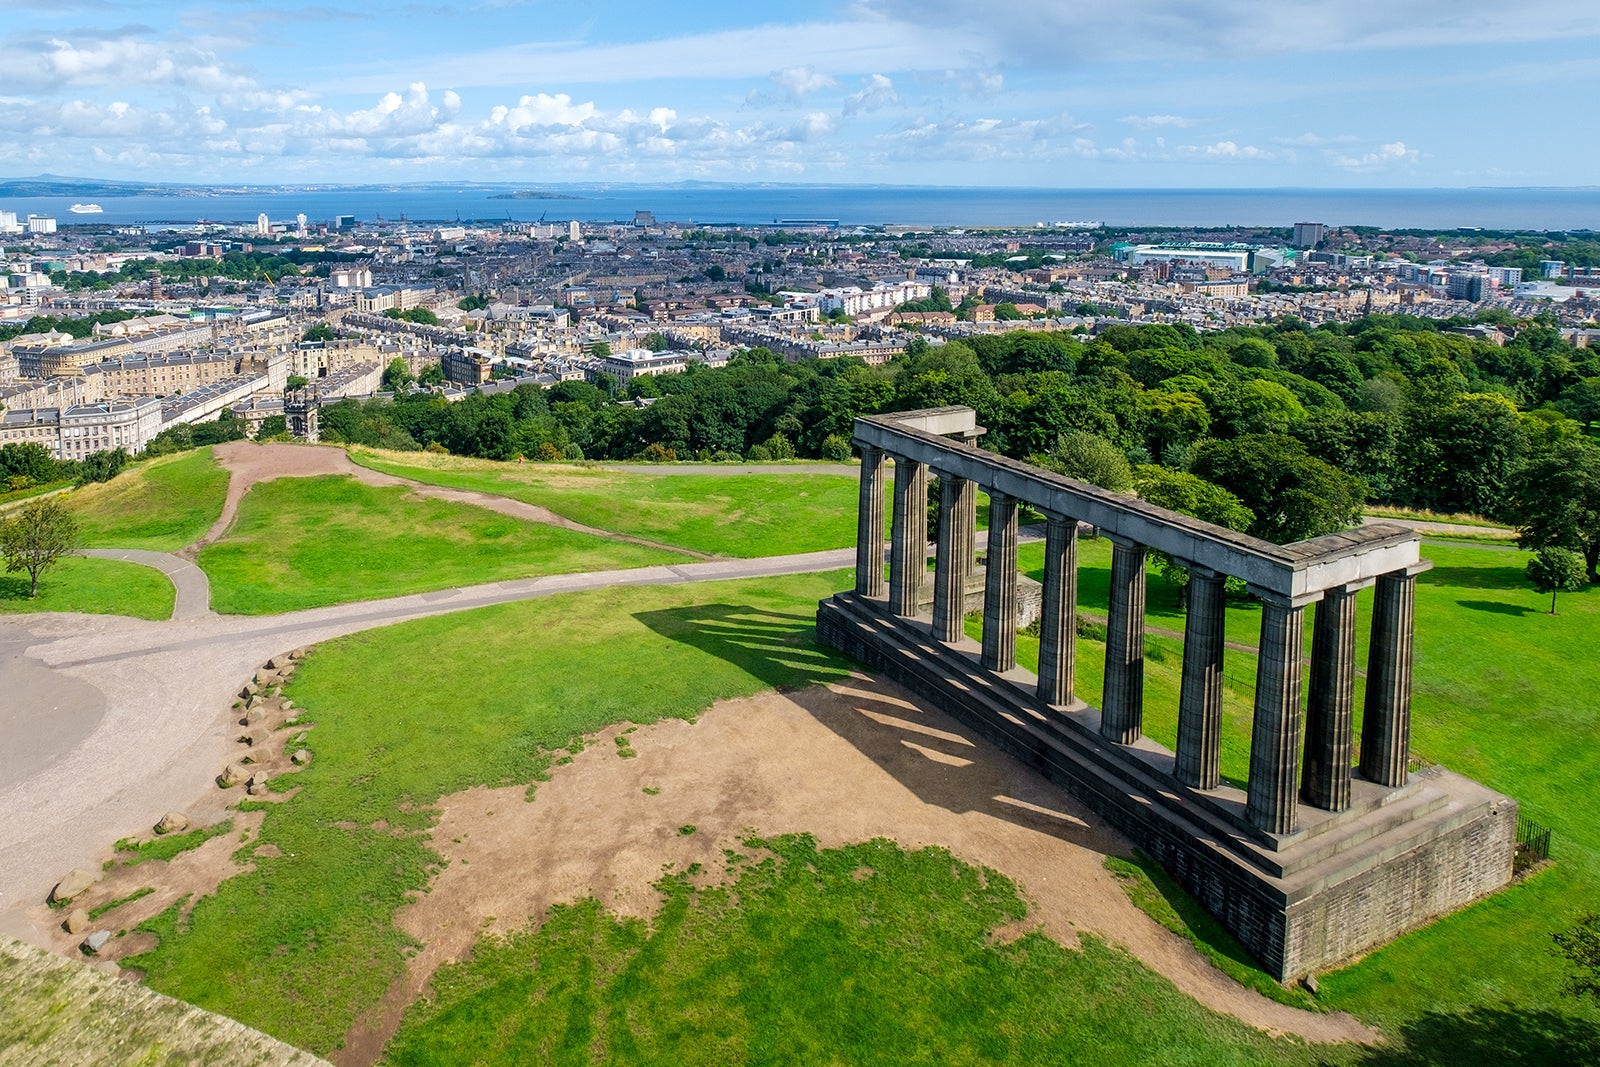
[
  {"xmin": 200, "ymin": 442, "xmax": 708, "ymax": 557},
  {"xmin": 26, "ymin": 807, "xmax": 265, "ymax": 965},
  {"xmin": 336, "ymin": 673, "xmax": 1378, "ymax": 1064}
]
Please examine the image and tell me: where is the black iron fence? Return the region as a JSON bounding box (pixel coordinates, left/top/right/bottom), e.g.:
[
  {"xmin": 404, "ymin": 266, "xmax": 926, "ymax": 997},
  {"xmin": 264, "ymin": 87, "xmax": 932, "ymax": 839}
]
[{"xmin": 1517, "ymin": 813, "xmax": 1553, "ymax": 863}]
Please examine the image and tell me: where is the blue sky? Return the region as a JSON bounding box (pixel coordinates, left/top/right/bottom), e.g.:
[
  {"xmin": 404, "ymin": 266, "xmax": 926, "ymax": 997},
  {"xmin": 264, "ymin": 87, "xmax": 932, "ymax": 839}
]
[{"xmin": 3, "ymin": 0, "xmax": 1598, "ymax": 186}]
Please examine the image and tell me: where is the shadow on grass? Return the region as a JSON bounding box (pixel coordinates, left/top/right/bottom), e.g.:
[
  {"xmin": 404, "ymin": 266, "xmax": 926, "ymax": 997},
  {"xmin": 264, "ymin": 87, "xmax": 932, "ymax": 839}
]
[
  {"xmin": 1422, "ymin": 565, "xmax": 1532, "ymax": 592},
  {"xmin": 0, "ymin": 576, "xmax": 38, "ymax": 601},
  {"xmin": 632, "ymin": 603, "xmax": 855, "ymax": 693},
  {"xmin": 1339, "ymin": 1004, "xmax": 1600, "ymax": 1066},
  {"xmin": 1455, "ymin": 599, "xmax": 1538, "ymax": 617}
]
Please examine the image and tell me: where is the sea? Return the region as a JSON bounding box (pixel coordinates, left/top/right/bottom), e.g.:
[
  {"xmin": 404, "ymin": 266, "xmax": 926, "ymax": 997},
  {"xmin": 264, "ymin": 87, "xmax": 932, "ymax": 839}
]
[{"xmin": 2, "ymin": 186, "xmax": 1597, "ymax": 232}]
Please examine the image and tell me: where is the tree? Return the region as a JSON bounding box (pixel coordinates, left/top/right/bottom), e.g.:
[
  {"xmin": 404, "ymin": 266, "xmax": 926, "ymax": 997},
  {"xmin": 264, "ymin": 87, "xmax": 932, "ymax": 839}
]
[
  {"xmin": 1527, "ymin": 547, "xmax": 1586, "ymax": 614},
  {"xmin": 382, "ymin": 357, "xmax": 415, "ymax": 392},
  {"xmin": 1191, "ymin": 434, "xmax": 1366, "ymax": 544},
  {"xmin": 1132, "ymin": 466, "xmax": 1254, "ymax": 532},
  {"xmin": 301, "ymin": 323, "xmax": 335, "ymax": 343},
  {"xmin": 1, "ymin": 497, "xmax": 81, "ymax": 598},
  {"xmin": 1505, "ymin": 439, "xmax": 1600, "ymax": 580},
  {"xmin": 1034, "ymin": 431, "xmax": 1133, "ymax": 493},
  {"xmin": 1555, "ymin": 913, "xmax": 1600, "ymax": 1004}
]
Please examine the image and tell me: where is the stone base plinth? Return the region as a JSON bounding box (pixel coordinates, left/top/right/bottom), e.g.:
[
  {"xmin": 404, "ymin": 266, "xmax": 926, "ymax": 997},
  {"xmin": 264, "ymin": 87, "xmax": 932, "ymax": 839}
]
[{"xmin": 817, "ymin": 592, "xmax": 1517, "ymax": 980}]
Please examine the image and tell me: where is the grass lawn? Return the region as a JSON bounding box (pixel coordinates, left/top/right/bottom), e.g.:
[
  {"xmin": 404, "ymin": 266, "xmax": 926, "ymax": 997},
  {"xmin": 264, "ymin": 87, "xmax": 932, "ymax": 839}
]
[
  {"xmin": 0, "ymin": 556, "xmax": 174, "ymax": 620},
  {"xmin": 126, "ymin": 573, "xmax": 862, "ymax": 1054},
  {"xmin": 124, "ymin": 570, "xmax": 1352, "ymax": 1064},
  {"xmin": 68, "ymin": 449, "xmax": 230, "ymax": 551},
  {"xmin": 385, "ymin": 836, "xmax": 1329, "ymax": 1067},
  {"xmin": 195, "ymin": 475, "xmax": 691, "ymax": 614},
  {"xmin": 349, "ymin": 448, "xmax": 871, "ymax": 558},
  {"xmin": 125, "ymin": 536, "xmax": 1600, "ymax": 1064}
]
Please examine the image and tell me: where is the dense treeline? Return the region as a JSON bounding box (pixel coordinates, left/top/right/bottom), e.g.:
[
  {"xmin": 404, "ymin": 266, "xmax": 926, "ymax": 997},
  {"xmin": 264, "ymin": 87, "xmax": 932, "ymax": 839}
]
[
  {"xmin": 313, "ymin": 316, "xmax": 1600, "ymax": 547},
  {"xmin": 50, "ymin": 249, "xmax": 370, "ymax": 291},
  {"xmin": 0, "ymin": 309, "xmax": 161, "ymax": 343},
  {"xmin": 0, "ymin": 441, "xmax": 128, "ymax": 491}
]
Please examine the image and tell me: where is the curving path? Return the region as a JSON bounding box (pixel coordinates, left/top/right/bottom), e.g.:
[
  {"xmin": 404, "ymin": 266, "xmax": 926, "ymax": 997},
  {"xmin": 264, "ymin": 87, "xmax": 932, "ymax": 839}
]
[
  {"xmin": 195, "ymin": 442, "xmax": 711, "ymax": 559},
  {"xmin": 80, "ymin": 548, "xmax": 212, "ymax": 621},
  {"xmin": 1, "ymin": 445, "xmax": 1378, "ymax": 1049}
]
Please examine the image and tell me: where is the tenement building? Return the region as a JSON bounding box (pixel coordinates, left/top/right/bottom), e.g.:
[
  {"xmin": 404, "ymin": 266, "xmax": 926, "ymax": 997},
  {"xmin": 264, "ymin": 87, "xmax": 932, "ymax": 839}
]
[
  {"xmin": 0, "ymin": 397, "xmax": 163, "ymax": 459},
  {"xmin": 817, "ymin": 406, "xmax": 1516, "ymax": 980}
]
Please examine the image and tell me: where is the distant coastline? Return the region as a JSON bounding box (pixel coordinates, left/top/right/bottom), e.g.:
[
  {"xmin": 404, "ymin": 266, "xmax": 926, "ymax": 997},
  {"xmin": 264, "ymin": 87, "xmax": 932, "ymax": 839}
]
[
  {"xmin": 486, "ymin": 191, "xmax": 584, "ymax": 201},
  {"xmin": 0, "ymin": 180, "xmax": 1594, "ymax": 230}
]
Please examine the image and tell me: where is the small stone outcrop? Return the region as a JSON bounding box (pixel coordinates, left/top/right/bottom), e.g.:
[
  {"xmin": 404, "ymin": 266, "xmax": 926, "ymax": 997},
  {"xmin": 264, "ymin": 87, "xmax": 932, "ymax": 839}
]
[
  {"xmin": 154, "ymin": 812, "xmax": 190, "ymax": 835},
  {"xmin": 49, "ymin": 869, "xmax": 99, "ymax": 905}
]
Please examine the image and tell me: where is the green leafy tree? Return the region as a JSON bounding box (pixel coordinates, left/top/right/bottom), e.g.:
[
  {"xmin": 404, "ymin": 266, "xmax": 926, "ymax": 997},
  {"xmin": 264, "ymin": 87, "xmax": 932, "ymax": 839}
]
[
  {"xmin": 1555, "ymin": 913, "xmax": 1600, "ymax": 1004},
  {"xmin": 1132, "ymin": 465, "xmax": 1254, "ymax": 601},
  {"xmin": 1, "ymin": 497, "xmax": 81, "ymax": 598},
  {"xmin": 75, "ymin": 449, "xmax": 129, "ymax": 486},
  {"xmin": 1527, "ymin": 547, "xmax": 1587, "ymax": 614},
  {"xmin": 301, "ymin": 323, "xmax": 335, "ymax": 343},
  {"xmin": 1034, "ymin": 431, "xmax": 1133, "ymax": 493},
  {"xmin": 1132, "ymin": 466, "xmax": 1254, "ymax": 532},
  {"xmin": 382, "ymin": 357, "xmax": 415, "ymax": 392},
  {"xmin": 1506, "ymin": 439, "xmax": 1600, "ymax": 580},
  {"xmin": 1191, "ymin": 434, "xmax": 1366, "ymax": 544}
]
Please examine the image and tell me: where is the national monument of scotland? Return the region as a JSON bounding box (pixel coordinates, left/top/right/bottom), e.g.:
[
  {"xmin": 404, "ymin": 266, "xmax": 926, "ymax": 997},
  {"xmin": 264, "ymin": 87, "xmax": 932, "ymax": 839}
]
[{"xmin": 816, "ymin": 406, "xmax": 1517, "ymax": 980}]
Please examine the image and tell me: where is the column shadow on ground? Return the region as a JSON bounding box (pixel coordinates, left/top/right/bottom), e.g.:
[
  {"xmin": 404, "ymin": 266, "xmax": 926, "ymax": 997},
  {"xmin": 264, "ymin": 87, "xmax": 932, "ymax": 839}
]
[{"xmin": 633, "ymin": 602, "xmax": 1120, "ymax": 857}]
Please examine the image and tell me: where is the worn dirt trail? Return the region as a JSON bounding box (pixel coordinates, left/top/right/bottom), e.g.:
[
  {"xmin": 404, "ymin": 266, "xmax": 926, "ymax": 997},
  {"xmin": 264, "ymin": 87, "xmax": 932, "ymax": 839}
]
[
  {"xmin": 335, "ymin": 673, "xmax": 1378, "ymax": 1064},
  {"xmin": 193, "ymin": 442, "xmax": 710, "ymax": 558}
]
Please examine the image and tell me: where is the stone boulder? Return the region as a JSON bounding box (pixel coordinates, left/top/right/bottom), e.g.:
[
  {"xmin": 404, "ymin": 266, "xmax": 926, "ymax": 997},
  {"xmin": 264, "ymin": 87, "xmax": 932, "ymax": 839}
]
[
  {"xmin": 246, "ymin": 771, "xmax": 270, "ymax": 795},
  {"xmin": 154, "ymin": 812, "xmax": 190, "ymax": 835},
  {"xmin": 290, "ymin": 749, "xmax": 312, "ymax": 766},
  {"xmin": 241, "ymin": 706, "xmax": 265, "ymax": 726},
  {"xmin": 63, "ymin": 908, "xmax": 89, "ymax": 935},
  {"xmin": 218, "ymin": 762, "xmax": 250, "ymax": 788},
  {"xmin": 50, "ymin": 869, "xmax": 99, "ymax": 905},
  {"xmin": 81, "ymin": 930, "xmax": 111, "ymax": 955}
]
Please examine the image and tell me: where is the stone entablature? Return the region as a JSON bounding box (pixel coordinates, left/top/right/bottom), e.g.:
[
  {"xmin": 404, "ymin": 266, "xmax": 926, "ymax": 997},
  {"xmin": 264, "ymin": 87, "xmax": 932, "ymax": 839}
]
[{"xmin": 818, "ymin": 405, "xmax": 1516, "ymax": 979}]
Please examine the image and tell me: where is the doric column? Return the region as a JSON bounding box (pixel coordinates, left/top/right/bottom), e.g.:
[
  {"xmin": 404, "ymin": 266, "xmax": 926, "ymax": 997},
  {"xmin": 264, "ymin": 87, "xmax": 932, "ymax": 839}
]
[
  {"xmin": 854, "ymin": 445, "xmax": 886, "ymax": 598},
  {"xmin": 1246, "ymin": 592, "xmax": 1309, "ymax": 835},
  {"xmin": 1302, "ymin": 585, "xmax": 1360, "ymax": 810},
  {"xmin": 1036, "ymin": 514, "xmax": 1078, "ymax": 706},
  {"xmin": 980, "ymin": 490, "xmax": 1019, "ymax": 672},
  {"xmin": 1175, "ymin": 567, "xmax": 1226, "ymax": 789},
  {"xmin": 932, "ymin": 473, "xmax": 976, "ymax": 644},
  {"xmin": 1360, "ymin": 564, "xmax": 1427, "ymax": 789},
  {"xmin": 1100, "ymin": 536, "xmax": 1147, "ymax": 744},
  {"xmin": 888, "ymin": 457, "xmax": 928, "ymax": 617}
]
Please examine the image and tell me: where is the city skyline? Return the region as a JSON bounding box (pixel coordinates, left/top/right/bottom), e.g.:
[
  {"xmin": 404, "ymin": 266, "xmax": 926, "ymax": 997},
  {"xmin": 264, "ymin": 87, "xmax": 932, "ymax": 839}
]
[{"xmin": 2, "ymin": 1, "xmax": 1599, "ymax": 188}]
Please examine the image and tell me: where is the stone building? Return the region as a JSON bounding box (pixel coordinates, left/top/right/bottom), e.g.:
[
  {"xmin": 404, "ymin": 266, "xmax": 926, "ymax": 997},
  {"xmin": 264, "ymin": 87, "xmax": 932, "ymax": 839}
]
[
  {"xmin": 818, "ymin": 406, "xmax": 1517, "ymax": 980},
  {"xmin": 0, "ymin": 397, "xmax": 163, "ymax": 458}
]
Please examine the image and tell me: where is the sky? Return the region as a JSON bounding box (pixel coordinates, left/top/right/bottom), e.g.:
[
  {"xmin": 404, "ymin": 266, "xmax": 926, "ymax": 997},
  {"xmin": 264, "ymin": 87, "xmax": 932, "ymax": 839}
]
[{"xmin": 2, "ymin": 0, "xmax": 1599, "ymax": 187}]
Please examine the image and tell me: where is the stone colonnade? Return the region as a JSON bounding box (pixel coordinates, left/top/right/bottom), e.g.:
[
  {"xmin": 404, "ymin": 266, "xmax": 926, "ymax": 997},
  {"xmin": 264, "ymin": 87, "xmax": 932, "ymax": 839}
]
[{"xmin": 855, "ymin": 443, "xmax": 1426, "ymax": 836}]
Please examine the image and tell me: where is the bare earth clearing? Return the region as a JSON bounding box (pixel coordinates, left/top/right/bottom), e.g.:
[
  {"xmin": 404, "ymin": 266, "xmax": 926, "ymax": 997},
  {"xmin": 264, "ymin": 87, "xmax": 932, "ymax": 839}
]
[
  {"xmin": 2, "ymin": 441, "xmax": 1377, "ymax": 1061},
  {"xmin": 336, "ymin": 673, "xmax": 1376, "ymax": 1064}
]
